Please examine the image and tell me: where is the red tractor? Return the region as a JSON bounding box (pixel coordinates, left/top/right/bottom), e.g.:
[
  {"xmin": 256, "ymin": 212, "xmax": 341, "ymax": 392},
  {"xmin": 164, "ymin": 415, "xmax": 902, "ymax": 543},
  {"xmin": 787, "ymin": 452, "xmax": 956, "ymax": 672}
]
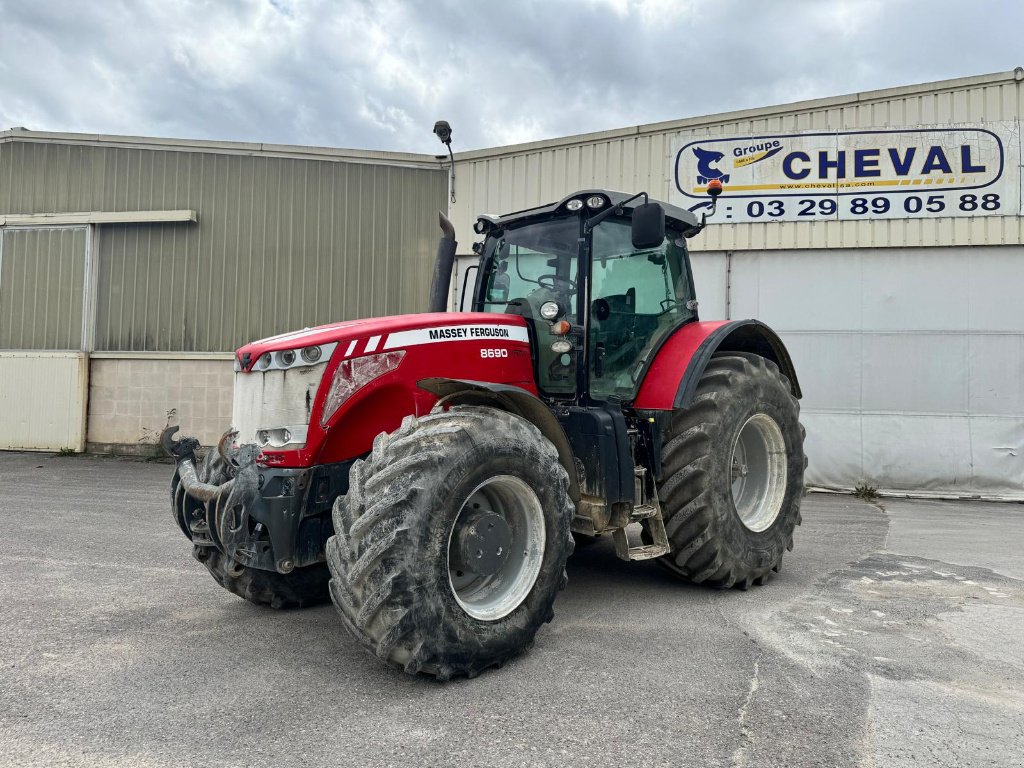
[{"xmin": 164, "ymin": 187, "xmax": 805, "ymax": 679}]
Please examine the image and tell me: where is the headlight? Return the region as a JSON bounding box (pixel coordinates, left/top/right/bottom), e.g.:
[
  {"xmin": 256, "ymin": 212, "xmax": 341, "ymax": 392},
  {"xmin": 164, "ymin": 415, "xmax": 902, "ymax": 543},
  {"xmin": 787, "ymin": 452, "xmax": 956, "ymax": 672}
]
[
  {"xmin": 539, "ymin": 301, "xmax": 561, "ymax": 320},
  {"xmin": 320, "ymin": 351, "xmax": 406, "ymax": 426},
  {"xmin": 244, "ymin": 343, "xmax": 336, "ymax": 371},
  {"xmin": 565, "ymin": 198, "xmax": 584, "ymax": 211},
  {"xmin": 586, "ymin": 195, "xmax": 606, "ymax": 209},
  {"xmin": 551, "ymin": 340, "xmax": 572, "ymax": 354}
]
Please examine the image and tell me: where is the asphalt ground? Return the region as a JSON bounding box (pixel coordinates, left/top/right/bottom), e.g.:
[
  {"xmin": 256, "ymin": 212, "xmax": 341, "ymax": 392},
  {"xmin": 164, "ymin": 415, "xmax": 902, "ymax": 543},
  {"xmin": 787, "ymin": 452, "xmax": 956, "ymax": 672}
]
[{"xmin": 1, "ymin": 451, "xmax": 1022, "ymax": 767}]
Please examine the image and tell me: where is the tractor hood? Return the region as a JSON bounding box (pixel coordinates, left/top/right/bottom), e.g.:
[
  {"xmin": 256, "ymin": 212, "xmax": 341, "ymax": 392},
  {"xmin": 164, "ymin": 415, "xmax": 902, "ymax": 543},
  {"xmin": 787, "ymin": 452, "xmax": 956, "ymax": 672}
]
[{"xmin": 235, "ymin": 313, "xmax": 529, "ymax": 371}]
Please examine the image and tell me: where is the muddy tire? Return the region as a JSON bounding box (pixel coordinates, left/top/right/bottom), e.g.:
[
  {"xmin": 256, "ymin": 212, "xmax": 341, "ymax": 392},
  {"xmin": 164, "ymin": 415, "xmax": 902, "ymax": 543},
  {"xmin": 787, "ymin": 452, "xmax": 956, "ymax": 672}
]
[
  {"xmin": 656, "ymin": 352, "xmax": 805, "ymax": 588},
  {"xmin": 326, "ymin": 406, "xmax": 574, "ymax": 680},
  {"xmin": 193, "ymin": 546, "xmax": 331, "ymax": 609}
]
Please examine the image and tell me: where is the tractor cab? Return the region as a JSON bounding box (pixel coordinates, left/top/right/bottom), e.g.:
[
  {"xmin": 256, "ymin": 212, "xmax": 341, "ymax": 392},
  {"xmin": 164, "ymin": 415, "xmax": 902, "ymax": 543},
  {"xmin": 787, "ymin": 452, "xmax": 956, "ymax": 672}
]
[{"xmin": 471, "ymin": 191, "xmax": 702, "ymax": 404}]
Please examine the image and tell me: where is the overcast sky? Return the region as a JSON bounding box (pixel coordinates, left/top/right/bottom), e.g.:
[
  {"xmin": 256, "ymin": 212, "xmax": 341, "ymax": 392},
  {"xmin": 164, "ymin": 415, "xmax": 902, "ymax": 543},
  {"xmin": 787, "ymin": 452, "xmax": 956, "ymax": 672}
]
[{"xmin": 0, "ymin": 0, "xmax": 1021, "ymax": 154}]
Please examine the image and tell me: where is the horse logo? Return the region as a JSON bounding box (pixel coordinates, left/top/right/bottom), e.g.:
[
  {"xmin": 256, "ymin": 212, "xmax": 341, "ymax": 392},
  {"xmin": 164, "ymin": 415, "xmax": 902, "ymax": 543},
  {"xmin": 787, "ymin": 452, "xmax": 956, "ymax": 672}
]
[{"xmin": 693, "ymin": 147, "xmax": 730, "ymax": 184}]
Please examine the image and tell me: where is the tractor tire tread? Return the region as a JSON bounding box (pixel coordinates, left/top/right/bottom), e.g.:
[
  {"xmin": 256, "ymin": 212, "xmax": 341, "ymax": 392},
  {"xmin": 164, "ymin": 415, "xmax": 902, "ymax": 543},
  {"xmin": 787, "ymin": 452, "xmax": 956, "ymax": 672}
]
[
  {"xmin": 656, "ymin": 352, "xmax": 805, "ymax": 588},
  {"xmin": 327, "ymin": 406, "xmax": 574, "ymax": 679},
  {"xmin": 193, "ymin": 547, "xmax": 330, "ymax": 609}
]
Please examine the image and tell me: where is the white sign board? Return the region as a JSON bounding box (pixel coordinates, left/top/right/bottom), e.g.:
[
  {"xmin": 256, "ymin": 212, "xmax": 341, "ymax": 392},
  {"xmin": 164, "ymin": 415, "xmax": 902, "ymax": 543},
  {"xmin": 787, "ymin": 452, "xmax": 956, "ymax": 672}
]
[{"xmin": 671, "ymin": 122, "xmax": 1021, "ymax": 223}]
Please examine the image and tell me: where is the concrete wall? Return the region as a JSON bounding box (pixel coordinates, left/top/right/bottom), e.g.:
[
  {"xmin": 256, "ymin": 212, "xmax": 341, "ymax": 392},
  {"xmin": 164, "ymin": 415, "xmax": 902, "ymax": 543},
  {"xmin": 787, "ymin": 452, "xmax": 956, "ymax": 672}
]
[{"xmin": 87, "ymin": 357, "xmax": 232, "ymax": 451}]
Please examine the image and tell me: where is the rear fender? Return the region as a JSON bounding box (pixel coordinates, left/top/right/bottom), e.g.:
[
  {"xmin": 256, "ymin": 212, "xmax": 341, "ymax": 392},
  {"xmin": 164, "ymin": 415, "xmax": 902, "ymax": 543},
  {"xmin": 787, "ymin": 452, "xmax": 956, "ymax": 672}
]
[
  {"xmin": 417, "ymin": 378, "xmax": 581, "ymax": 505},
  {"xmin": 632, "ymin": 320, "xmax": 801, "ymax": 410}
]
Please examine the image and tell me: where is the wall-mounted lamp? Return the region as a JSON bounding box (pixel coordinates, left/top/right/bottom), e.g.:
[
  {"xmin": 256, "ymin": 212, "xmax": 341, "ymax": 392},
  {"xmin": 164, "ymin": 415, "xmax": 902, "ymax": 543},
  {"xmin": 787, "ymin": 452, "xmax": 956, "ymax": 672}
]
[{"xmin": 433, "ymin": 120, "xmax": 455, "ymax": 204}]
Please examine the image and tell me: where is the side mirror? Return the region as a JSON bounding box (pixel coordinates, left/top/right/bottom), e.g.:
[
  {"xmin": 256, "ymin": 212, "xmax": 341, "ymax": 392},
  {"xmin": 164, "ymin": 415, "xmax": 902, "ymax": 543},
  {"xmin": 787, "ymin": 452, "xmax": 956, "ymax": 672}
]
[{"xmin": 632, "ymin": 202, "xmax": 665, "ymax": 249}]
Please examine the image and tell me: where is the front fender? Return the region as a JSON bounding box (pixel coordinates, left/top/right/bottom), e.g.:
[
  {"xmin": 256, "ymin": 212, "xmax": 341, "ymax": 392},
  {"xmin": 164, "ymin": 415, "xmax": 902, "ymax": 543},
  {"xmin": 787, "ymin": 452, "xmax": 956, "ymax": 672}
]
[
  {"xmin": 417, "ymin": 378, "xmax": 581, "ymax": 505},
  {"xmin": 632, "ymin": 320, "xmax": 801, "ymax": 410}
]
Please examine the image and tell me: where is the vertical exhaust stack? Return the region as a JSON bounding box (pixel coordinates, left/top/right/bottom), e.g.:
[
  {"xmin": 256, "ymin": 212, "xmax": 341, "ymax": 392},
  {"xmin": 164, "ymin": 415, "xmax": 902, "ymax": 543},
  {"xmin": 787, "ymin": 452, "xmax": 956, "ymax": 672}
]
[{"xmin": 428, "ymin": 211, "xmax": 457, "ymax": 313}]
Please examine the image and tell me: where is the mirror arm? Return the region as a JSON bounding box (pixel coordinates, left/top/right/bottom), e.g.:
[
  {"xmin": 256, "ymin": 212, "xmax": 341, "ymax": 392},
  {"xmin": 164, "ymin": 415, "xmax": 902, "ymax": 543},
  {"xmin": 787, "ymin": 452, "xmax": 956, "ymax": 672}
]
[{"xmin": 584, "ymin": 191, "xmax": 648, "ymax": 233}]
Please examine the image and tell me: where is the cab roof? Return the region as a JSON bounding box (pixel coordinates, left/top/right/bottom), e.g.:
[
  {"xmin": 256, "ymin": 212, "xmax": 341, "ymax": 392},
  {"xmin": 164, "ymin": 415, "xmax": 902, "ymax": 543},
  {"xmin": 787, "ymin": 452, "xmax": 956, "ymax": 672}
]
[{"xmin": 476, "ymin": 189, "xmax": 701, "ymax": 233}]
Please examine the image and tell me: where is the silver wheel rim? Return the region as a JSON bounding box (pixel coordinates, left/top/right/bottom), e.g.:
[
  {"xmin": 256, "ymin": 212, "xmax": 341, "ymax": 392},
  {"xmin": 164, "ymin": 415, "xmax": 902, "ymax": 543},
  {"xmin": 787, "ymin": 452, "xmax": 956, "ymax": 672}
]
[
  {"xmin": 730, "ymin": 413, "xmax": 788, "ymax": 533},
  {"xmin": 447, "ymin": 475, "xmax": 546, "ymax": 622}
]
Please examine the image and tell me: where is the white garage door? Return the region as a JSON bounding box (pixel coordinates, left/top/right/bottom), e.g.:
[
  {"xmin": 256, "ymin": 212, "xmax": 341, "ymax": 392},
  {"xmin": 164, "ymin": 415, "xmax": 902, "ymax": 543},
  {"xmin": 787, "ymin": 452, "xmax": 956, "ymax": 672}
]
[{"xmin": 691, "ymin": 246, "xmax": 1024, "ymax": 500}]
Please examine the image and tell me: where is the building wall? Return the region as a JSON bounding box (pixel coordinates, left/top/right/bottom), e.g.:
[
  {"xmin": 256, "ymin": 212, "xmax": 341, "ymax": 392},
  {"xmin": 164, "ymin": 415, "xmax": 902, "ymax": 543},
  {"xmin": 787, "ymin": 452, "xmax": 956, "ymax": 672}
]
[
  {"xmin": 3, "ymin": 73, "xmax": 1022, "ymax": 495},
  {"xmin": 449, "ymin": 70, "xmax": 1024, "ymax": 249},
  {"xmin": 0, "ymin": 134, "xmax": 447, "ymax": 451},
  {"xmin": 0, "ymin": 135, "xmax": 448, "ymax": 352},
  {"xmin": 447, "ymin": 70, "xmax": 1024, "ymax": 497},
  {"xmin": 690, "ymin": 246, "xmax": 1024, "ymax": 499}
]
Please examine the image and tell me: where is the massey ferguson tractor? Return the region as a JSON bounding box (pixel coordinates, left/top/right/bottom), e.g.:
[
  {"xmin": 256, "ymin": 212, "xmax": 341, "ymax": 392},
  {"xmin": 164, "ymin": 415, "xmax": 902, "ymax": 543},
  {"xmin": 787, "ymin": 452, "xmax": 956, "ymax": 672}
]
[{"xmin": 163, "ymin": 186, "xmax": 805, "ymax": 680}]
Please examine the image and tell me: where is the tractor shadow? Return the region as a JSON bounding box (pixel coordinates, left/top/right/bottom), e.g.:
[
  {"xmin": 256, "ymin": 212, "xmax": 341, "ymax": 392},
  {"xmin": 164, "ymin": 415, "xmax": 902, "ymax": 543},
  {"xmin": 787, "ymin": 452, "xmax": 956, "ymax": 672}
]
[
  {"xmin": 564, "ymin": 532, "xmax": 700, "ymax": 593},
  {"xmin": 190, "ymin": 534, "xmax": 728, "ymax": 693}
]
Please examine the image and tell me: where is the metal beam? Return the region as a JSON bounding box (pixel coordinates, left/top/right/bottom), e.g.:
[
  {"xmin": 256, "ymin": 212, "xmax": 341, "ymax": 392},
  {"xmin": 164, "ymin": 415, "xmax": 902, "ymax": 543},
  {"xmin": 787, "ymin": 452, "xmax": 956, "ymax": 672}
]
[{"xmin": 0, "ymin": 210, "xmax": 197, "ymax": 226}]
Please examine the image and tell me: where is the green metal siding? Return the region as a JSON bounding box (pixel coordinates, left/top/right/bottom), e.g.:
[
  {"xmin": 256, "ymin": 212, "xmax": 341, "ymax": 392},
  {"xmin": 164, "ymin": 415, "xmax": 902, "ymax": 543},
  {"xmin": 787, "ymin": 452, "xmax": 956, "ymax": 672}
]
[
  {"xmin": 0, "ymin": 227, "xmax": 86, "ymax": 350},
  {"xmin": 0, "ymin": 140, "xmax": 447, "ymax": 352}
]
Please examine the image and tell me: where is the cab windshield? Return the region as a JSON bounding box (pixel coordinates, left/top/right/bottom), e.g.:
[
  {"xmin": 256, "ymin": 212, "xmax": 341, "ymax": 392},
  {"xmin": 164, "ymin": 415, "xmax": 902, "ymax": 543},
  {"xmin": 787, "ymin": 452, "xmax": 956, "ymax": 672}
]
[{"xmin": 480, "ymin": 216, "xmax": 580, "ymax": 395}]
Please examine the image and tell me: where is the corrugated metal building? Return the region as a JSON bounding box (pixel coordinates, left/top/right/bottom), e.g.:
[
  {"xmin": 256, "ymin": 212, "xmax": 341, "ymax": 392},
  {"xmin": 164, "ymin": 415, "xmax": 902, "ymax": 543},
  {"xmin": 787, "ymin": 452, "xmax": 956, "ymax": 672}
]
[
  {"xmin": 450, "ymin": 69, "xmax": 1024, "ymax": 499},
  {"xmin": 2, "ymin": 69, "xmax": 1021, "ymax": 499},
  {"xmin": 0, "ymin": 131, "xmax": 447, "ymax": 449}
]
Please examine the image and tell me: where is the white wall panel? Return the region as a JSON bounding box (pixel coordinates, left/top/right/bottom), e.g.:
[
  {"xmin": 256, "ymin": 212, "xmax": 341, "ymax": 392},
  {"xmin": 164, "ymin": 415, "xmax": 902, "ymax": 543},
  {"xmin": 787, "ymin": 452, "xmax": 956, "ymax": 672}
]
[
  {"xmin": 0, "ymin": 352, "xmax": 87, "ymax": 451},
  {"xmin": 861, "ymin": 334, "xmax": 969, "ymax": 413},
  {"xmin": 969, "ymin": 417, "xmax": 1024, "ymax": 495},
  {"xmin": 966, "ymin": 254, "xmax": 1024, "ymax": 330},
  {"xmin": 799, "ymin": 412, "xmax": 863, "ymax": 489},
  {"xmin": 861, "ymin": 252, "xmax": 970, "ymax": 331},
  {"xmin": 689, "ymin": 251, "xmax": 728, "ymax": 320},
  {"xmin": 862, "ymin": 414, "xmax": 974, "ymax": 493},
  {"xmin": 967, "ymin": 334, "xmax": 1024, "ymax": 415},
  {"xmin": 730, "ymin": 250, "xmax": 864, "ymax": 330},
  {"xmin": 780, "ymin": 333, "xmax": 863, "ymax": 412},
  {"xmin": 730, "ymin": 246, "xmax": 1023, "ymax": 498}
]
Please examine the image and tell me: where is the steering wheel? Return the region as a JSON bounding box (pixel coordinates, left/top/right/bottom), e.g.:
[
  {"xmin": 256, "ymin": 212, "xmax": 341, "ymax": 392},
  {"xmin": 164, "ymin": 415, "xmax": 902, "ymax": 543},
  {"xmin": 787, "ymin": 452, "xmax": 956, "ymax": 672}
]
[{"xmin": 538, "ymin": 274, "xmax": 578, "ymax": 294}]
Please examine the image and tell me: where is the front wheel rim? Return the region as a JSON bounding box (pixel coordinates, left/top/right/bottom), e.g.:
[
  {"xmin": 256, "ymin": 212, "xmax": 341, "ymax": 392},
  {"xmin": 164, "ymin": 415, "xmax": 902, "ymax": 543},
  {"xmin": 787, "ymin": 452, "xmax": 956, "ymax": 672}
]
[
  {"xmin": 730, "ymin": 413, "xmax": 788, "ymax": 533},
  {"xmin": 447, "ymin": 475, "xmax": 546, "ymax": 621}
]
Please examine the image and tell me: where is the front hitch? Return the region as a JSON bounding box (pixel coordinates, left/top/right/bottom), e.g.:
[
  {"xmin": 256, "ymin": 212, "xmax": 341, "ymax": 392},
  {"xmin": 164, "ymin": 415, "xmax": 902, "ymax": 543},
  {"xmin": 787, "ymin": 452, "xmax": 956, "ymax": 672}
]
[
  {"xmin": 162, "ymin": 425, "xmax": 235, "ymax": 504},
  {"xmin": 163, "ymin": 426, "xmax": 300, "ymax": 574}
]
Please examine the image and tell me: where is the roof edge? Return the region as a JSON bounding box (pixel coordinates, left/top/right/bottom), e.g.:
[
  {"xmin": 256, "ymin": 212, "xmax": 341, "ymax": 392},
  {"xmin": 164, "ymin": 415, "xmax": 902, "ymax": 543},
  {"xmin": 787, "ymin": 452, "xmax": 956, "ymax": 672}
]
[{"xmin": 0, "ymin": 129, "xmax": 443, "ymax": 168}]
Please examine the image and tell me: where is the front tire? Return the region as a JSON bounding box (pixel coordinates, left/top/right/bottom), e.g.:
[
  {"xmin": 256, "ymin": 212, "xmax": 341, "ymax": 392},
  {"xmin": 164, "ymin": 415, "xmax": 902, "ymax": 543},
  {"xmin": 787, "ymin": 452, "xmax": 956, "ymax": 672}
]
[
  {"xmin": 326, "ymin": 406, "xmax": 574, "ymax": 680},
  {"xmin": 656, "ymin": 352, "xmax": 805, "ymax": 588},
  {"xmin": 193, "ymin": 547, "xmax": 331, "ymax": 608}
]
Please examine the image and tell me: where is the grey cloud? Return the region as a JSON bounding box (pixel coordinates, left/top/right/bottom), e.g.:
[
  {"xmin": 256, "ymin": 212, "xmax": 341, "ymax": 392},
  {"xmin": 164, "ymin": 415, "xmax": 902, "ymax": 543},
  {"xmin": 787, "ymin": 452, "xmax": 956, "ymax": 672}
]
[{"xmin": 0, "ymin": 0, "xmax": 1020, "ymax": 154}]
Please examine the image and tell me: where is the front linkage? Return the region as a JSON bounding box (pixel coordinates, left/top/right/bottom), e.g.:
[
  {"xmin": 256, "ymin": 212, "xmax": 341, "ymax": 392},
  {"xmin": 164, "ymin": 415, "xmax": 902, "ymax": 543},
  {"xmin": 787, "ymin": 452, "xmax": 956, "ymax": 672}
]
[{"xmin": 162, "ymin": 426, "xmax": 346, "ymax": 579}]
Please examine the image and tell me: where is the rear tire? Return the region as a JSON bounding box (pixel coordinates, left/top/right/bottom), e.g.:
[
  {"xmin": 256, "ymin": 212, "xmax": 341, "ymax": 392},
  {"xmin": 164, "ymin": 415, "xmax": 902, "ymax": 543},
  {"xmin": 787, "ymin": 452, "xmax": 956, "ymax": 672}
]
[
  {"xmin": 656, "ymin": 352, "xmax": 805, "ymax": 588},
  {"xmin": 326, "ymin": 406, "xmax": 574, "ymax": 680},
  {"xmin": 193, "ymin": 547, "xmax": 330, "ymax": 609}
]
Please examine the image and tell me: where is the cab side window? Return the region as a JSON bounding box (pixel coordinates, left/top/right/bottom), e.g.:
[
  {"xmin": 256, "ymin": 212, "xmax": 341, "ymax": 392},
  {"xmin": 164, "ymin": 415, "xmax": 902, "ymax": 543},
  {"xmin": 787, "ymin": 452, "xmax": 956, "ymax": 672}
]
[{"xmin": 589, "ymin": 221, "xmax": 694, "ymax": 400}]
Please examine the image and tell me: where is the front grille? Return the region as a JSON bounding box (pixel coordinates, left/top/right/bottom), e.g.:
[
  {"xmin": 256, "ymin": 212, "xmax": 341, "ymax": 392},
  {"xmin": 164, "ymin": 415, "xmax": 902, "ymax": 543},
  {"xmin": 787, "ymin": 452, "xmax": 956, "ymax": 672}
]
[{"xmin": 231, "ymin": 362, "xmax": 329, "ymax": 448}]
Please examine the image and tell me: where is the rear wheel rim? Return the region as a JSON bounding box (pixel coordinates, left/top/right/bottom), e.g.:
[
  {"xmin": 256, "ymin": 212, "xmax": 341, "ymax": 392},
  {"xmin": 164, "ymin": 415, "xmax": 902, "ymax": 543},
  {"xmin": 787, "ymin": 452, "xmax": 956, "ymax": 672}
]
[
  {"xmin": 447, "ymin": 475, "xmax": 545, "ymax": 621},
  {"xmin": 730, "ymin": 413, "xmax": 788, "ymax": 533}
]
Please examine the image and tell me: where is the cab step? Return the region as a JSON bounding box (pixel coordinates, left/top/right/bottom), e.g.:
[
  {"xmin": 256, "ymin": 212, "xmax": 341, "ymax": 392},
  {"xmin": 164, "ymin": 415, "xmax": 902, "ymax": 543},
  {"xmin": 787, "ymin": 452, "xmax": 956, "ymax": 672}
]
[
  {"xmin": 612, "ymin": 502, "xmax": 671, "ymax": 562},
  {"xmin": 629, "ymin": 504, "xmax": 659, "ymax": 521}
]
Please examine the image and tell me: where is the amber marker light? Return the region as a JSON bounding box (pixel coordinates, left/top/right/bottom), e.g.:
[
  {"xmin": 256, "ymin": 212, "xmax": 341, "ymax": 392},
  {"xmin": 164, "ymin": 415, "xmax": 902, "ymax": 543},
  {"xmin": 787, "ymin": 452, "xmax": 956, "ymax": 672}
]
[{"xmin": 551, "ymin": 320, "xmax": 572, "ymax": 335}]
